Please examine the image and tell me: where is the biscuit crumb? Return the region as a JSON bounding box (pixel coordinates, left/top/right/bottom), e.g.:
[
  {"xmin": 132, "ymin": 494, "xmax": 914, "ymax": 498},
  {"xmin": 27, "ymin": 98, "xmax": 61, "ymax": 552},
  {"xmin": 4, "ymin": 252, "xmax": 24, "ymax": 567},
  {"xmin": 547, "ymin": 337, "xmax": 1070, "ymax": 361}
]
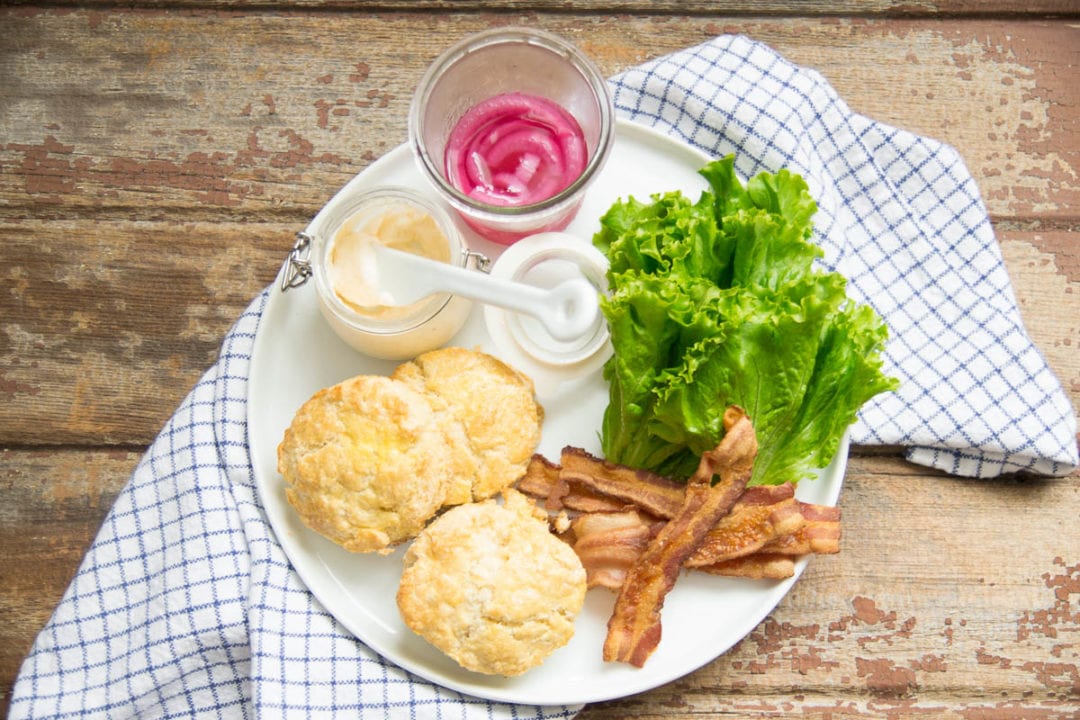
[{"xmin": 553, "ymin": 510, "xmax": 572, "ymax": 535}]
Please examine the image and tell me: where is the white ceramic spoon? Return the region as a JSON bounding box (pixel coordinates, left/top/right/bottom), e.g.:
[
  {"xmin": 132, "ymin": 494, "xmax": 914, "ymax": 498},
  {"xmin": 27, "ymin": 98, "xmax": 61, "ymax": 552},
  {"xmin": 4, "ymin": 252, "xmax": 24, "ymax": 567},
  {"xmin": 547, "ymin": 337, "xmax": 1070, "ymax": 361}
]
[{"xmin": 371, "ymin": 243, "xmax": 600, "ymax": 342}]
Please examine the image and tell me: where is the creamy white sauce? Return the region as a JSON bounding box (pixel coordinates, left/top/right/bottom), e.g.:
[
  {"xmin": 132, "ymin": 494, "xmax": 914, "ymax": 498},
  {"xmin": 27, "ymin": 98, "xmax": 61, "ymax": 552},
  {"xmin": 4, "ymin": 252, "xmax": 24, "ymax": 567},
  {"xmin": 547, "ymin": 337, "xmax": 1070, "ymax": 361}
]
[
  {"xmin": 328, "ymin": 204, "xmax": 451, "ymax": 319},
  {"xmin": 316, "ymin": 199, "xmax": 472, "ymax": 361}
]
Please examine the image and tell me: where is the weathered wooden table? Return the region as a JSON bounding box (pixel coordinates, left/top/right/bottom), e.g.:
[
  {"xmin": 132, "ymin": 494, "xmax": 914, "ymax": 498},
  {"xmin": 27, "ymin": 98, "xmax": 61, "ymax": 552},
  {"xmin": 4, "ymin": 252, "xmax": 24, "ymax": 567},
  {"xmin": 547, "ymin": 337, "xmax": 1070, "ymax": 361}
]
[{"xmin": 2, "ymin": 3, "xmax": 1078, "ymax": 718}]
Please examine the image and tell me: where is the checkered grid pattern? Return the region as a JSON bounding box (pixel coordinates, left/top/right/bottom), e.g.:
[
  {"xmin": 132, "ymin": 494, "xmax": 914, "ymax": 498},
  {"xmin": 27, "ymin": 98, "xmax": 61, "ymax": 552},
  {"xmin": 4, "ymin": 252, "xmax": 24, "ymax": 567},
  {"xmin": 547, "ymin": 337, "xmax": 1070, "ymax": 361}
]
[{"xmin": 10, "ymin": 33, "xmax": 1077, "ymax": 720}]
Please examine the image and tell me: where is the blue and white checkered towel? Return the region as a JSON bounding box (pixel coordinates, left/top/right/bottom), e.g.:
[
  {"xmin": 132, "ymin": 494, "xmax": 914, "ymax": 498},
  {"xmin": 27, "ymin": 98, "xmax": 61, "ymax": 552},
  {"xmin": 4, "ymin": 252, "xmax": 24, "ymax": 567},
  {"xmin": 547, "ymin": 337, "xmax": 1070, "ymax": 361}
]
[{"xmin": 11, "ymin": 33, "xmax": 1077, "ymax": 720}]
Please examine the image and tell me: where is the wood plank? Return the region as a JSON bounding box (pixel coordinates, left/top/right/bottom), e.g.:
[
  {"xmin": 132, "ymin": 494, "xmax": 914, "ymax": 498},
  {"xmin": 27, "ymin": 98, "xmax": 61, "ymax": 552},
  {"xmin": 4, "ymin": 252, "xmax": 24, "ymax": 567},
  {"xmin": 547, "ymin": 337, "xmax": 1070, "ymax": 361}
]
[
  {"xmin": 1, "ymin": 12, "xmax": 1076, "ymax": 224},
  {"xmin": 3, "ymin": 1, "xmax": 1077, "ymax": 16},
  {"xmin": 2, "ymin": 449, "xmax": 1077, "ymax": 715},
  {"xmin": 3, "ymin": 220, "xmax": 1074, "ymax": 446},
  {"xmin": 0, "ymin": 219, "xmax": 286, "ymax": 445}
]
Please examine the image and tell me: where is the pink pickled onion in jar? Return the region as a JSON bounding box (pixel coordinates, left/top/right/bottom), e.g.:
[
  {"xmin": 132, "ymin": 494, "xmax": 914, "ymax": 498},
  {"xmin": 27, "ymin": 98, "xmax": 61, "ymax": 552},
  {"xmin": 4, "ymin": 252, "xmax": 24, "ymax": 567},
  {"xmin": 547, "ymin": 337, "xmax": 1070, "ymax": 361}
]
[{"xmin": 444, "ymin": 92, "xmax": 587, "ymax": 208}]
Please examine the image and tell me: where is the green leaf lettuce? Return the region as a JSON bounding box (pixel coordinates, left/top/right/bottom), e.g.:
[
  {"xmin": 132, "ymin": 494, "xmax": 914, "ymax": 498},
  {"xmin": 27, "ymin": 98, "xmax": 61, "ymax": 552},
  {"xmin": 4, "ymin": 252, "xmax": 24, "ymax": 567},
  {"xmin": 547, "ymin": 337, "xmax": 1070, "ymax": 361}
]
[{"xmin": 593, "ymin": 155, "xmax": 898, "ymax": 485}]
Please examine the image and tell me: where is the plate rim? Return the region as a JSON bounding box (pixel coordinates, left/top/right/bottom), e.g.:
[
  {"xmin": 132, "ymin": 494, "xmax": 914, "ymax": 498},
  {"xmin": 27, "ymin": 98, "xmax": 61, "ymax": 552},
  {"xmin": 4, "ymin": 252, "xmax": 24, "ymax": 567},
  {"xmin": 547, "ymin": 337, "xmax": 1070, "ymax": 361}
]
[{"xmin": 246, "ymin": 118, "xmax": 847, "ymax": 706}]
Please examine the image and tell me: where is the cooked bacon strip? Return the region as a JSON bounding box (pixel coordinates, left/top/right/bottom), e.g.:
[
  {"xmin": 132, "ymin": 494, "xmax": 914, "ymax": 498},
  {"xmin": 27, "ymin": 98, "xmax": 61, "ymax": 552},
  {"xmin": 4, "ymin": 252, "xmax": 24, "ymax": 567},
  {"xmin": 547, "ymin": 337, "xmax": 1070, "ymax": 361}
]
[
  {"xmin": 760, "ymin": 503, "xmax": 842, "ymax": 555},
  {"xmin": 571, "ymin": 510, "xmax": 660, "ymax": 591},
  {"xmin": 733, "ymin": 482, "xmax": 797, "ymax": 508},
  {"xmin": 603, "ymin": 406, "xmax": 758, "ymax": 667},
  {"xmin": 571, "ymin": 498, "xmax": 839, "ymax": 585},
  {"xmin": 521, "ymin": 450, "xmax": 799, "ymax": 520},
  {"xmin": 683, "ymin": 496, "xmax": 804, "ymax": 567},
  {"xmin": 696, "ymin": 553, "xmax": 797, "ymax": 579},
  {"xmin": 692, "ymin": 502, "xmax": 842, "ymax": 575},
  {"xmin": 797, "ymin": 501, "xmax": 841, "ymax": 523},
  {"xmin": 695, "ymin": 507, "xmax": 841, "ymax": 577},
  {"xmin": 560, "ymin": 446, "xmax": 685, "ymax": 519},
  {"xmin": 556, "ymin": 451, "xmax": 796, "ymax": 519},
  {"xmin": 516, "ymin": 454, "xmax": 564, "ymax": 511},
  {"xmin": 517, "ymin": 454, "xmax": 630, "ymax": 513}
]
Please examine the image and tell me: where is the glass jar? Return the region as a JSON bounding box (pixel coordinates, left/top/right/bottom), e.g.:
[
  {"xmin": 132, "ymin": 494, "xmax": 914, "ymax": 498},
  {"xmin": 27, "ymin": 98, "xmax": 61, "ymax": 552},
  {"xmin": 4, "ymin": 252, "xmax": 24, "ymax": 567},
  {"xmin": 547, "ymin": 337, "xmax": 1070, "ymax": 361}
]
[
  {"xmin": 310, "ymin": 186, "xmax": 474, "ymax": 360},
  {"xmin": 409, "ymin": 27, "xmax": 615, "ymax": 245}
]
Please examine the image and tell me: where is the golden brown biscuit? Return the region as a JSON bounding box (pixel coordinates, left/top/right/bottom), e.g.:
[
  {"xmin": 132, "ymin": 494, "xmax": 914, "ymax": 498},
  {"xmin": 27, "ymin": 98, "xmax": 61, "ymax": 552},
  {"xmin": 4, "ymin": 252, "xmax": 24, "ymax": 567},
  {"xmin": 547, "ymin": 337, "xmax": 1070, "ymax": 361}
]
[
  {"xmin": 277, "ymin": 374, "xmax": 452, "ymax": 554},
  {"xmin": 392, "ymin": 347, "xmax": 544, "ymax": 502},
  {"xmin": 397, "ymin": 490, "xmax": 586, "ymax": 676}
]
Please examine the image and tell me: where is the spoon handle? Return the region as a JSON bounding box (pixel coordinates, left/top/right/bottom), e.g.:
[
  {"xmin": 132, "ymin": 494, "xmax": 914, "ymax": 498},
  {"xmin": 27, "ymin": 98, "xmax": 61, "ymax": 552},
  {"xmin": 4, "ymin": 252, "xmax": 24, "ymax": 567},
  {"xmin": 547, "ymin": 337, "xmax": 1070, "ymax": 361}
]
[{"xmin": 374, "ymin": 244, "xmax": 597, "ymax": 341}]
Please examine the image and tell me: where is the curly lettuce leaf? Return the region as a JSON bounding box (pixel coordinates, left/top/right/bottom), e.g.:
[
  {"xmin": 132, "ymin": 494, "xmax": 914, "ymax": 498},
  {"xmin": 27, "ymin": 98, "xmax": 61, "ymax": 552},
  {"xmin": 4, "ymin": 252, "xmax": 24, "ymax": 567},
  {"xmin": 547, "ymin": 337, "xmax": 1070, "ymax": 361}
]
[{"xmin": 593, "ymin": 154, "xmax": 898, "ymax": 485}]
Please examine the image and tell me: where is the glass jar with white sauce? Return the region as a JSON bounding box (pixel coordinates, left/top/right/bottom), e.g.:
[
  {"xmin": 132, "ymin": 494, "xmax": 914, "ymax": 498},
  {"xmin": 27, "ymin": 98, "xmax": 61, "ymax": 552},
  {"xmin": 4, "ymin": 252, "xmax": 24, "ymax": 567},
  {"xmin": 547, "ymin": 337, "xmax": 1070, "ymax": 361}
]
[{"xmin": 308, "ymin": 186, "xmax": 475, "ymax": 360}]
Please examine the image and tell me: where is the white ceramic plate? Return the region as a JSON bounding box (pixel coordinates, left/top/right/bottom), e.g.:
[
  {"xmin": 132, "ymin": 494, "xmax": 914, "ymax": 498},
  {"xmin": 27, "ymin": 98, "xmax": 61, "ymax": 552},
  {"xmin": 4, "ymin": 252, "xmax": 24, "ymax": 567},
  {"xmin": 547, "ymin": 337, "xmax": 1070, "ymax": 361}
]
[{"xmin": 247, "ymin": 119, "xmax": 847, "ymax": 706}]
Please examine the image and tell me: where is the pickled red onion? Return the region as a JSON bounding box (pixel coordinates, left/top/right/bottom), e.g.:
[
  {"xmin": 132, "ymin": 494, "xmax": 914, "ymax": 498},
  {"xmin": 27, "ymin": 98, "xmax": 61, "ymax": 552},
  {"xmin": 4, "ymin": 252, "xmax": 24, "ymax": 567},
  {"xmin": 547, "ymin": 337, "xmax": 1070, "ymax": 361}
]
[{"xmin": 445, "ymin": 92, "xmax": 587, "ymax": 207}]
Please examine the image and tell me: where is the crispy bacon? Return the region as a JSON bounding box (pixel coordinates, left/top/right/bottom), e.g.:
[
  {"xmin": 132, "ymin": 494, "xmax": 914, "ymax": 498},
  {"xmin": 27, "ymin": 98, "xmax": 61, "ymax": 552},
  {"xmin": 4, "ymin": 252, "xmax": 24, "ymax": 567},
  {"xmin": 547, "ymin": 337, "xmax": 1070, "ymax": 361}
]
[
  {"xmin": 570, "ymin": 510, "xmax": 660, "ymax": 591},
  {"xmin": 518, "ymin": 454, "xmax": 630, "ymax": 513},
  {"xmin": 762, "ymin": 503, "xmax": 842, "ymax": 555},
  {"xmin": 520, "ymin": 449, "xmax": 798, "ymax": 521},
  {"xmin": 733, "ymin": 483, "xmax": 797, "ymax": 508},
  {"xmin": 603, "ymin": 406, "xmax": 758, "ymax": 667},
  {"xmin": 692, "ymin": 503, "xmax": 841, "ymax": 575},
  {"xmin": 560, "ymin": 447, "xmax": 685, "ymax": 518},
  {"xmin": 683, "ymin": 496, "xmax": 804, "ymax": 567},
  {"xmin": 569, "ymin": 498, "xmax": 840, "ymax": 584},
  {"xmin": 516, "ymin": 454, "xmax": 561, "ymax": 508},
  {"xmin": 514, "ymin": 422, "xmax": 843, "ymax": 666},
  {"xmin": 697, "ymin": 553, "xmax": 797, "ymax": 579}
]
